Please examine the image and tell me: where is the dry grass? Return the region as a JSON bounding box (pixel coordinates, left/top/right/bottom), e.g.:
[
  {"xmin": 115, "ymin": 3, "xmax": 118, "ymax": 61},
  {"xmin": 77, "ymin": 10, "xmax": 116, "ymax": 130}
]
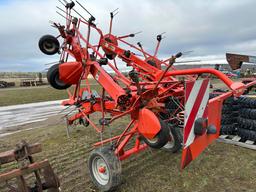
[
  {"xmin": 0, "ymin": 86, "xmax": 68, "ymax": 106},
  {"xmin": 0, "ymin": 81, "xmax": 100, "ymax": 106}
]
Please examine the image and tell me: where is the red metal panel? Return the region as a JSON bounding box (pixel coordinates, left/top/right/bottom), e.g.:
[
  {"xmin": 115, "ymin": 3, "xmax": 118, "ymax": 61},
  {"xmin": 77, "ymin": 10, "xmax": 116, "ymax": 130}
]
[
  {"xmin": 137, "ymin": 108, "xmax": 161, "ymax": 139},
  {"xmin": 90, "ymin": 62, "xmax": 126, "ymax": 103},
  {"xmin": 182, "ymin": 79, "xmax": 212, "ymax": 169},
  {"xmin": 59, "ymin": 62, "xmax": 83, "ymax": 84}
]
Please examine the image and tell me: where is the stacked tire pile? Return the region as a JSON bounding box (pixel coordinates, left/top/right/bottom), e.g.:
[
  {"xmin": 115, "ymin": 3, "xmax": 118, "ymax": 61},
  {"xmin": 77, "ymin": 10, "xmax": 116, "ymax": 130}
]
[
  {"xmin": 220, "ymin": 97, "xmax": 239, "ymax": 135},
  {"xmin": 236, "ymin": 97, "xmax": 256, "ymax": 141},
  {"xmin": 210, "ymin": 92, "xmax": 239, "ymax": 135}
]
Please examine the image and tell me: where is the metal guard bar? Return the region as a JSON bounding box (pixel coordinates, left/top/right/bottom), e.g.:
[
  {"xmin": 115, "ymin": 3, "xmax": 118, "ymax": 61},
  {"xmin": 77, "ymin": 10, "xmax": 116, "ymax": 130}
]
[{"xmin": 164, "ymin": 68, "xmax": 250, "ymax": 96}]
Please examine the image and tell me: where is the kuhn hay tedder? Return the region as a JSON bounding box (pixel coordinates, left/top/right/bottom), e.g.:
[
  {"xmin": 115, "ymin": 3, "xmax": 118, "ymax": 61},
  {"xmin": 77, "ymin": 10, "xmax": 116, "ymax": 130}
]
[{"xmin": 38, "ymin": 1, "xmax": 256, "ymax": 191}]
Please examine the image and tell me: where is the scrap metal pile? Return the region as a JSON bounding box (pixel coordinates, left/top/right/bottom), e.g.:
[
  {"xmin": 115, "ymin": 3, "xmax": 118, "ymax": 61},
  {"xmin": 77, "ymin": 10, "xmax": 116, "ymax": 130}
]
[
  {"xmin": 0, "ymin": 141, "xmax": 60, "ymax": 192},
  {"xmin": 36, "ymin": 1, "xmax": 256, "ymax": 191}
]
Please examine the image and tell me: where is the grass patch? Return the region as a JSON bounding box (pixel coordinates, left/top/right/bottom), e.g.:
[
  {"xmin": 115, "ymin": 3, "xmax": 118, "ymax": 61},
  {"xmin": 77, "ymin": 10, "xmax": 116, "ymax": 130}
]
[
  {"xmin": 0, "ymin": 121, "xmax": 256, "ymax": 192},
  {"xmin": 0, "ymin": 82, "xmax": 101, "ymax": 106},
  {"xmin": 0, "ymin": 86, "xmax": 68, "ymax": 106}
]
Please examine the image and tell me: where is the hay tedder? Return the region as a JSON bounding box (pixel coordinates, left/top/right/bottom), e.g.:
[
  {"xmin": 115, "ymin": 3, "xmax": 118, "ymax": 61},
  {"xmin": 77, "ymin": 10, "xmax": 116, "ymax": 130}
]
[{"xmin": 37, "ymin": 1, "xmax": 256, "ymax": 191}]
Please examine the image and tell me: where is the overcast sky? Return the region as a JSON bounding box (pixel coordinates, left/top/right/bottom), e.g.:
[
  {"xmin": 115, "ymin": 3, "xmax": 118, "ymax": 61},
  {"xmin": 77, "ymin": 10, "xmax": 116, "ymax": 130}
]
[{"xmin": 0, "ymin": 0, "xmax": 256, "ymax": 72}]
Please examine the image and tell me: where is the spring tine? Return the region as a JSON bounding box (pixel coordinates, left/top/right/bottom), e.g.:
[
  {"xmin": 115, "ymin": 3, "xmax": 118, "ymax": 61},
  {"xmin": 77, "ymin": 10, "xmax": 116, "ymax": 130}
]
[
  {"xmin": 76, "ymin": 0, "xmax": 95, "ymax": 19},
  {"xmin": 113, "ymin": 11, "xmax": 119, "ymax": 17},
  {"xmin": 182, "ymin": 50, "xmax": 194, "ymax": 55},
  {"xmin": 58, "ymin": 0, "xmax": 66, "ymax": 7},
  {"xmin": 44, "ymin": 61, "xmax": 60, "ymax": 66},
  {"xmin": 56, "ymin": 6, "xmax": 66, "ymax": 14},
  {"xmin": 58, "ymin": 105, "xmax": 74, "ymax": 114},
  {"xmin": 111, "ymin": 8, "xmax": 119, "ymax": 13},
  {"xmin": 56, "ymin": 11, "xmax": 72, "ymax": 22},
  {"xmin": 73, "ymin": 8, "xmax": 89, "ymax": 22},
  {"xmin": 134, "ymin": 31, "xmax": 142, "ymax": 35}
]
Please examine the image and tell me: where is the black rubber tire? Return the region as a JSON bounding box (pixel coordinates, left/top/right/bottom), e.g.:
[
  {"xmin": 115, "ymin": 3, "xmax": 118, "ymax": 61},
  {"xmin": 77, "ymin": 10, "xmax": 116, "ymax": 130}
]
[
  {"xmin": 162, "ymin": 126, "xmax": 182, "ymax": 153},
  {"xmin": 222, "ymin": 105, "xmax": 233, "ymax": 114},
  {"xmin": 237, "ymin": 117, "xmax": 256, "ymax": 131},
  {"xmin": 220, "ymin": 124, "xmax": 236, "ymax": 135},
  {"xmin": 231, "ymin": 111, "xmax": 239, "ymax": 118},
  {"xmin": 141, "ymin": 119, "xmax": 170, "ymax": 149},
  {"xmin": 88, "ymin": 146, "xmax": 121, "ymax": 192},
  {"xmin": 47, "ymin": 64, "xmax": 71, "ymax": 90},
  {"xmin": 237, "ymin": 128, "xmax": 256, "ymax": 141},
  {"xmin": 232, "ymin": 104, "xmax": 240, "ymax": 111},
  {"xmin": 221, "ymin": 116, "xmax": 234, "ymax": 125},
  {"xmin": 238, "ymin": 97, "xmax": 256, "ymax": 108},
  {"xmin": 39, "ymin": 35, "xmax": 60, "ymax": 55},
  {"xmin": 222, "ymin": 113, "xmax": 235, "ymax": 119},
  {"xmin": 239, "ymin": 108, "xmax": 256, "ymax": 119},
  {"xmin": 223, "ymin": 97, "xmax": 235, "ymax": 105}
]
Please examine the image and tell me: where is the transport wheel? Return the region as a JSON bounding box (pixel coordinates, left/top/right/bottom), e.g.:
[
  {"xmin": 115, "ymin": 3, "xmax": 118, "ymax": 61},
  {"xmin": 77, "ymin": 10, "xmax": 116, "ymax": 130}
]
[
  {"xmin": 39, "ymin": 35, "xmax": 60, "ymax": 55},
  {"xmin": 47, "ymin": 64, "xmax": 71, "ymax": 90},
  {"xmin": 162, "ymin": 126, "xmax": 182, "ymax": 153},
  {"xmin": 142, "ymin": 119, "xmax": 170, "ymax": 149},
  {"xmin": 88, "ymin": 146, "xmax": 122, "ymax": 192}
]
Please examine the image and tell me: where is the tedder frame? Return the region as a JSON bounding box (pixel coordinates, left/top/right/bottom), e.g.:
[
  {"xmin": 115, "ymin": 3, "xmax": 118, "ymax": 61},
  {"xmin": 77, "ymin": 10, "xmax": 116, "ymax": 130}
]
[{"xmin": 37, "ymin": 1, "xmax": 256, "ymax": 191}]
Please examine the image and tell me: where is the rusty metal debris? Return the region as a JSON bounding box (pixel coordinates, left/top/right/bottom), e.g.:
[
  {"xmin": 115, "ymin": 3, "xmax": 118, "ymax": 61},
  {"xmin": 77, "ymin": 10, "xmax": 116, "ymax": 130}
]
[{"xmin": 0, "ymin": 141, "xmax": 60, "ymax": 192}]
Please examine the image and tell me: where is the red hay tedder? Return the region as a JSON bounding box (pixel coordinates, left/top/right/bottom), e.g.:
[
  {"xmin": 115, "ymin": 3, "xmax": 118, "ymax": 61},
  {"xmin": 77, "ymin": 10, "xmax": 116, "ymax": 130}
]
[{"xmin": 37, "ymin": 1, "xmax": 256, "ymax": 191}]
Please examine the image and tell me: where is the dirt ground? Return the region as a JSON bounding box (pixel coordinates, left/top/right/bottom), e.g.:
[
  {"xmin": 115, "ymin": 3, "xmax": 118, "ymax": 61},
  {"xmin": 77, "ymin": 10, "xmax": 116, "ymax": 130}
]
[{"xmin": 0, "ymin": 114, "xmax": 256, "ymax": 192}]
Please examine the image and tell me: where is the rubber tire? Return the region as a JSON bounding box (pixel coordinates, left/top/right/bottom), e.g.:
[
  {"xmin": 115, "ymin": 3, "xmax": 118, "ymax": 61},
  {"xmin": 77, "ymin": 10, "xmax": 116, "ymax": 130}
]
[
  {"xmin": 237, "ymin": 128, "xmax": 256, "ymax": 141},
  {"xmin": 141, "ymin": 119, "xmax": 170, "ymax": 149},
  {"xmin": 223, "ymin": 97, "xmax": 235, "ymax": 105},
  {"xmin": 232, "ymin": 111, "xmax": 239, "ymax": 118},
  {"xmin": 237, "ymin": 117, "xmax": 256, "ymax": 131},
  {"xmin": 88, "ymin": 146, "xmax": 121, "ymax": 192},
  {"xmin": 222, "ymin": 105, "xmax": 233, "ymax": 114},
  {"xmin": 162, "ymin": 126, "xmax": 182, "ymax": 153},
  {"xmin": 47, "ymin": 64, "xmax": 71, "ymax": 90},
  {"xmin": 221, "ymin": 116, "xmax": 234, "ymax": 125},
  {"xmin": 240, "ymin": 108, "xmax": 256, "ymax": 120},
  {"xmin": 220, "ymin": 124, "xmax": 236, "ymax": 135},
  {"xmin": 238, "ymin": 97, "xmax": 256, "ymax": 108},
  {"xmin": 39, "ymin": 35, "xmax": 60, "ymax": 55},
  {"xmin": 232, "ymin": 104, "xmax": 240, "ymax": 111}
]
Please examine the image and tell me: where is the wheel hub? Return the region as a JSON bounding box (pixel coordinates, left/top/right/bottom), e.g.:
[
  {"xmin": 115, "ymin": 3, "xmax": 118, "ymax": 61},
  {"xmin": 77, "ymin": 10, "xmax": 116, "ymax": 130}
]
[
  {"xmin": 98, "ymin": 166, "xmax": 106, "ymax": 174},
  {"xmin": 92, "ymin": 157, "xmax": 110, "ymax": 185}
]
